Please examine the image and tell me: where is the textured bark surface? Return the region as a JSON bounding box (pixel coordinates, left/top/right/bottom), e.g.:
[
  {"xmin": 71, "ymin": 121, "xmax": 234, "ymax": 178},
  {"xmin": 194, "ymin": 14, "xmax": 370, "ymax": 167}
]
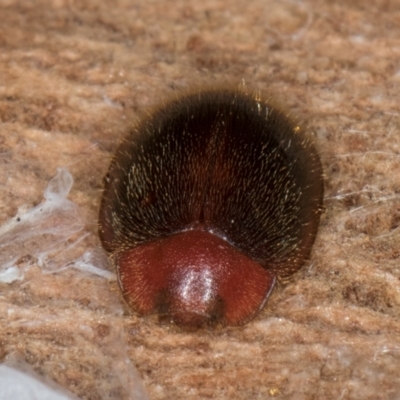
[{"xmin": 1, "ymin": 0, "xmax": 400, "ymax": 399}]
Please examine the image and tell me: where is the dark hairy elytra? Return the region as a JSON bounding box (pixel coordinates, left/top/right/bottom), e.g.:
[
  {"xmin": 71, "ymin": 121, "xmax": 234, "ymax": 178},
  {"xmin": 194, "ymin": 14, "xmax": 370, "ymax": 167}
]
[{"xmin": 98, "ymin": 87, "xmax": 324, "ymax": 329}]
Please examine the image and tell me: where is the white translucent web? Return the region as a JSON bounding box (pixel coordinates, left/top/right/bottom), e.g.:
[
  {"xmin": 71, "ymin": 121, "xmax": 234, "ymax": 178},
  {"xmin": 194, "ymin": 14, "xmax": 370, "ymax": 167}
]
[
  {"xmin": 0, "ymin": 168, "xmax": 116, "ymax": 283},
  {"xmin": 0, "ymin": 168, "xmax": 149, "ymax": 400}
]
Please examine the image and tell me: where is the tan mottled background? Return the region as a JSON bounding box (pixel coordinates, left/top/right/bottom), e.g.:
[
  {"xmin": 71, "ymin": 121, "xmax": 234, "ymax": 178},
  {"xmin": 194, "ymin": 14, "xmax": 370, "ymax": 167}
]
[{"xmin": 1, "ymin": 0, "xmax": 400, "ymax": 399}]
